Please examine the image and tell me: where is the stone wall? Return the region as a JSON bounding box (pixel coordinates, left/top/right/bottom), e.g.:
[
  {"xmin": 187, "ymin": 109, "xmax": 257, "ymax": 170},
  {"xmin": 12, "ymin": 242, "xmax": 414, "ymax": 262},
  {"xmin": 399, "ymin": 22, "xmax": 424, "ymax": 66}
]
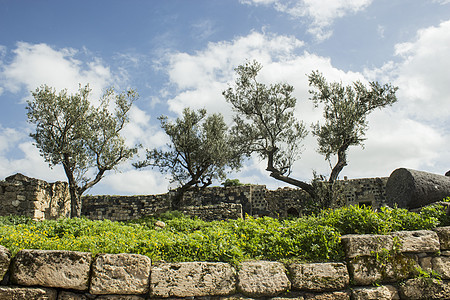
[
  {"xmin": 180, "ymin": 203, "xmax": 243, "ymax": 221},
  {"xmin": 182, "ymin": 185, "xmax": 266, "ymax": 215},
  {"xmin": 0, "ymin": 173, "xmax": 70, "ymax": 220},
  {"xmin": 1, "ymin": 173, "xmax": 389, "ymax": 221},
  {"xmin": 338, "ymin": 177, "xmax": 389, "ymax": 209},
  {"xmin": 2, "ymin": 226, "xmax": 450, "ymax": 299},
  {"xmin": 81, "ymin": 194, "xmax": 171, "ymax": 221}
]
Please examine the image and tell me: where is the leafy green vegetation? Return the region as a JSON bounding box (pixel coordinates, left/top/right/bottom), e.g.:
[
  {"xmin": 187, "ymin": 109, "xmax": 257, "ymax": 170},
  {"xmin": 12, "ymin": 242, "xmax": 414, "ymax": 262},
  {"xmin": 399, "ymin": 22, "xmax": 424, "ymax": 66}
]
[{"xmin": 1, "ymin": 204, "xmax": 449, "ymax": 265}]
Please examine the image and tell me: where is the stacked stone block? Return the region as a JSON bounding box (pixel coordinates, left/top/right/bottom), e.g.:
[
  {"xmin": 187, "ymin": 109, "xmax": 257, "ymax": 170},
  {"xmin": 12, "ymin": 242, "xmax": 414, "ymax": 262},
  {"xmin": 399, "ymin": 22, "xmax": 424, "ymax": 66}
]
[
  {"xmin": 182, "ymin": 185, "xmax": 261, "ymax": 215},
  {"xmin": 265, "ymin": 187, "xmax": 311, "ymax": 218},
  {"xmin": 0, "ymin": 173, "xmax": 70, "ymax": 220},
  {"xmin": 1, "ymin": 173, "xmax": 391, "ymax": 221},
  {"xmin": 81, "ymin": 194, "xmax": 171, "ymax": 221},
  {"xmin": 338, "ymin": 177, "xmax": 388, "ymax": 208},
  {"xmin": 180, "ymin": 202, "xmax": 243, "ymax": 221},
  {"xmin": 2, "ymin": 227, "xmax": 450, "ymax": 298}
]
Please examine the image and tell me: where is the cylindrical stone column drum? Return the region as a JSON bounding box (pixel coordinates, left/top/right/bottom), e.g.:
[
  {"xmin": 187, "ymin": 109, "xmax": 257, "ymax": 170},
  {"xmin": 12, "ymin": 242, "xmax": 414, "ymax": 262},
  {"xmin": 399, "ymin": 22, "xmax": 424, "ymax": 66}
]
[{"xmin": 386, "ymin": 168, "xmax": 450, "ymax": 209}]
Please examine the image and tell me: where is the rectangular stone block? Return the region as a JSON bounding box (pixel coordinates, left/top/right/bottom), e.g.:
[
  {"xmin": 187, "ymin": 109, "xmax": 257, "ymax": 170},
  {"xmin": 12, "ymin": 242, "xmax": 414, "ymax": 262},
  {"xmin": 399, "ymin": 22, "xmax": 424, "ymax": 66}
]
[
  {"xmin": 238, "ymin": 261, "xmax": 290, "ymax": 297},
  {"xmin": 299, "ymin": 291, "xmax": 351, "ymax": 300},
  {"xmin": 432, "ymin": 256, "xmax": 450, "ymax": 279},
  {"xmin": 151, "ymin": 262, "xmax": 236, "ymax": 298},
  {"xmin": 0, "ymin": 245, "xmax": 11, "ymax": 281},
  {"xmin": 351, "ymin": 285, "xmax": 399, "ymax": 300},
  {"xmin": 289, "ymin": 262, "xmax": 349, "ymax": 291},
  {"xmin": 0, "ymin": 286, "xmax": 57, "ymax": 300},
  {"xmin": 341, "ymin": 234, "xmax": 393, "ymax": 259},
  {"xmin": 348, "ymin": 254, "xmax": 417, "ymax": 285},
  {"xmin": 392, "ymin": 230, "xmax": 440, "ymax": 253},
  {"xmin": 90, "ymin": 253, "xmax": 151, "ymax": 295},
  {"xmin": 11, "ymin": 250, "xmax": 92, "ymax": 291},
  {"xmin": 434, "ymin": 226, "xmax": 450, "ymax": 250},
  {"xmin": 95, "ymin": 295, "xmax": 146, "ymax": 300},
  {"xmin": 399, "ymin": 278, "xmax": 450, "ymax": 299},
  {"xmin": 57, "ymin": 291, "xmax": 90, "ymax": 300}
]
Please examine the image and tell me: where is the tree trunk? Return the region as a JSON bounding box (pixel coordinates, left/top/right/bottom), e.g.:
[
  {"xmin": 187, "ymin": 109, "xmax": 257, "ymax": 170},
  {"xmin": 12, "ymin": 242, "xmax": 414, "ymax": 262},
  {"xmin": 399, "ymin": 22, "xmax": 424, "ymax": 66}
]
[
  {"xmin": 329, "ymin": 147, "xmax": 348, "ymax": 183},
  {"xmin": 266, "ymin": 148, "xmax": 316, "ymax": 198},
  {"xmin": 69, "ymin": 184, "xmax": 82, "ymax": 218}
]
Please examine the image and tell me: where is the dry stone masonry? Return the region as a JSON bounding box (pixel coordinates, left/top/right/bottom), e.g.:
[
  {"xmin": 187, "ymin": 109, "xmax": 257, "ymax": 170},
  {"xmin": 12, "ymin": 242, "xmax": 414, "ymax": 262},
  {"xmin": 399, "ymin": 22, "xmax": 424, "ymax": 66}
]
[
  {"xmin": 1, "ymin": 173, "xmax": 395, "ymax": 222},
  {"xmin": 0, "ymin": 173, "xmax": 70, "ymax": 220},
  {"xmin": 3, "ymin": 227, "xmax": 450, "ymax": 299},
  {"xmin": 2, "ymin": 168, "xmax": 450, "ymax": 222}
]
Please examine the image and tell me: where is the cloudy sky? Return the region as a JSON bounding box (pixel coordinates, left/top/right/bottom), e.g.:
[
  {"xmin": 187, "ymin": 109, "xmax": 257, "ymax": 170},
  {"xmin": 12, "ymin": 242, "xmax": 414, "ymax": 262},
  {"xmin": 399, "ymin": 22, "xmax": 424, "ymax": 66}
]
[{"xmin": 1, "ymin": 0, "xmax": 450, "ymax": 195}]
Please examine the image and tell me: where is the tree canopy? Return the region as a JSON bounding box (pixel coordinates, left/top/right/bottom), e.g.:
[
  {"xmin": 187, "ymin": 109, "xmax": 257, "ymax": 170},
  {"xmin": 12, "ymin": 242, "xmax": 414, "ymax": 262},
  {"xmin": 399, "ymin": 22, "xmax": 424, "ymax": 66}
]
[
  {"xmin": 27, "ymin": 84, "xmax": 138, "ymax": 217},
  {"xmin": 224, "ymin": 61, "xmax": 398, "ymax": 203},
  {"xmin": 223, "ymin": 60, "xmax": 312, "ymax": 194},
  {"xmin": 308, "ymin": 71, "xmax": 398, "ymax": 182},
  {"xmin": 134, "ymin": 108, "xmax": 243, "ymax": 209}
]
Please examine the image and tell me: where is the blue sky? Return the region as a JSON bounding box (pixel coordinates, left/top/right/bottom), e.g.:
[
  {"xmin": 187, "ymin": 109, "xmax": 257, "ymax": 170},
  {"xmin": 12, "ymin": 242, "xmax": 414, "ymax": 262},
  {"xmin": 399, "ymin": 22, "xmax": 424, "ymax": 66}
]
[{"xmin": 1, "ymin": 0, "xmax": 450, "ymax": 195}]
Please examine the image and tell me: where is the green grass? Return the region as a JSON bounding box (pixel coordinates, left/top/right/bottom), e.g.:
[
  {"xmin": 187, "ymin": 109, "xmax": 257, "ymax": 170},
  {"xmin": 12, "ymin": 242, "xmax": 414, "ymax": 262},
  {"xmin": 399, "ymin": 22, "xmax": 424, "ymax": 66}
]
[{"xmin": 1, "ymin": 203, "xmax": 449, "ymax": 265}]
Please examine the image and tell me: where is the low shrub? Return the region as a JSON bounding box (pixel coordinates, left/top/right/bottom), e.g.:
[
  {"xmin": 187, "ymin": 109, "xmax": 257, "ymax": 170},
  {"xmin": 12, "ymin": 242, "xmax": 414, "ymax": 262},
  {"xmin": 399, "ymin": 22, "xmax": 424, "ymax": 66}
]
[{"xmin": 1, "ymin": 203, "xmax": 449, "ymax": 264}]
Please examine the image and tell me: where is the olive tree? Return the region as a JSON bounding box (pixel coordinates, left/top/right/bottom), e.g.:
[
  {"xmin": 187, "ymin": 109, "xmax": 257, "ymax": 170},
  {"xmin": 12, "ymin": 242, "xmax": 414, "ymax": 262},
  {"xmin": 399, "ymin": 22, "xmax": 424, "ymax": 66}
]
[
  {"xmin": 134, "ymin": 108, "xmax": 243, "ymax": 209},
  {"xmin": 308, "ymin": 70, "xmax": 398, "ymax": 183},
  {"xmin": 224, "ymin": 61, "xmax": 398, "ymax": 204},
  {"xmin": 27, "ymin": 84, "xmax": 138, "ymax": 218},
  {"xmin": 222, "ymin": 60, "xmax": 312, "ymax": 195}
]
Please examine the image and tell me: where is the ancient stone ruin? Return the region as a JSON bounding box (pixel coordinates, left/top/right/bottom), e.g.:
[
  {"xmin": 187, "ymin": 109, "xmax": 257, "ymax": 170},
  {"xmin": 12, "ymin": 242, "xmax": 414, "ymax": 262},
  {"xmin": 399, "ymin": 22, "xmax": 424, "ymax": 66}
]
[
  {"xmin": 1, "ymin": 168, "xmax": 450, "ymax": 221},
  {"xmin": 386, "ymin": 168, "xmax": 450, "ymax": 209},
  {"xmin": 1, "ymin": 173, "xmax": 390, "ymax": 221},
  {"xmin": 0, "ymin": 173, "xmax": 70, "ymax": 220}
]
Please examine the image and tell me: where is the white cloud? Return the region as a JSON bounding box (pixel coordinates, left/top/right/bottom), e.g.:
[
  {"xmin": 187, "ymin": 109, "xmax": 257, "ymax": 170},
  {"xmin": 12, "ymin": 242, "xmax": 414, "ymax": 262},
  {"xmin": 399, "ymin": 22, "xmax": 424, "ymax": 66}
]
[
  {"xmin": 240, "ymin": 0, "xmax": 372, "ymax": 41},
  {"xmin": 360, "ymin": 19, "xmax": 450, "ymax": 176},
  {"xmin": 161, "ymin": 26, "xmax": 450, "ymax": 185},
  {"xmin": 92, "ymin": 169, "xmax": 170, "ymax": 196},
  {"xmin": 164, "ymin": 32, "xmax": 307, "ymax": 116},
  {"xmin": 389, "ymin": 20, "xmax": 450, "ymax": 121},
  {"xmin": 0, "ymin": 43, "xmax": 168, "ymax": 196},
  {"xmin": 162, "ymin": 31, "xmax": 411, "ymax": 184},
  {"xmin": 433, "ymin": 0, "xmax": 450, "ymax": 4},
  {"xmin": 344, "ymin": 111, "xmax": 446, "ymax": 177},
  {"xmin": 0, "ymin": 139, "xmax": 66, "ymax": 182},
  {"xmin": 1, "ymin": 42, "xmax": 114, "ymax": 101}
]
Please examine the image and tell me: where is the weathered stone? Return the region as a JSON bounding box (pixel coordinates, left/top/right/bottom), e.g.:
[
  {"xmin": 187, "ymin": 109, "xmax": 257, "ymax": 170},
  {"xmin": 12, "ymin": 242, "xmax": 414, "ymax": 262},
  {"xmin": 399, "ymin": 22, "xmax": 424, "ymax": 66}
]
[
  {"xmin": 289, "ymin": 262, "xmax": 349, "ymax": 291},
  {"xmin": 237, "ymin": 261, "xmax": 290, "ymax": 297},
  {"xmin": 151, "ymin": 262, "xmax": 236, "ymax": 298},
  {"xmin": 301, "ymin": 291, "xmax": 351, "ymax": 300},
  {"xmin": 0, "ymin": 173, "xmax": 70, "ymax": 220},
  {"xmin": 57, "ymin": 291, "xmax": 89, "ymax": 300},
  {"xmin": 419, "ymin": 256, "xmax": 433, "ymax": 271},
  {"xmin": 154, "ymin": 220, "xmax": 166, "ymax": 229},
  {"xmin": 0, "ymin": 245, "xmax": 11, "ymax": 281},
  {"xmin": 348, "ymin": 254, "xmax": 417, "ymax": 285},
  {"xmin": 432, "ymin": 256, "xmax": 450, "ymax": 279},
  {"xmin": 341, "ymin": 234, "xmax": 393, "ymax": 259},
  {"xmin": 351, "ymin": 285, "xmax": 399, "ymax": 300},
  {"xmin": 434, "ymin": 226, "xmax": 450, "ymax": 250},
  {"xmin": 11, "ymin": 249, "xmax": 92, "ymax": 290},
  {"xmin": 181, "ymin": 203, "xmax": 243, "ymax": 221},
  {"xmin": 386, "ymin": 168, "xmax": 450, "ymax": 209},
  {"xmin": 90, "ymin": 253, "xmax": 151, "ymax": 295},
  {"xmin": 0, "ymin": 286, "xmax": 57, "ymax": 300},
  {"xmin": 399, "ymin": 278, "xmax": 450, "ymax": 299},
  {"xmin": 391, "ymin": 230, "xmax": 440, "ymax": 253},
  {"xmin": 96, "ymin": 296, "xmax": 145, "ymax": 300}
]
